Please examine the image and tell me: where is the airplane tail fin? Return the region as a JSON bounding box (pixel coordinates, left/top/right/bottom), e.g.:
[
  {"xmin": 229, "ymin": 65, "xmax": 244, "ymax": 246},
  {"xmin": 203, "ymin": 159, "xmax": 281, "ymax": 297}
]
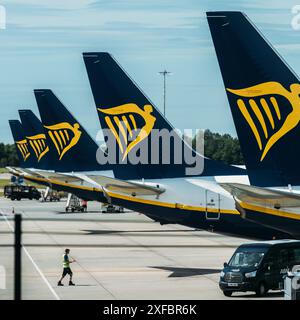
[
  {"xmin": 34, "ymin": 89, "xmax": 108, "ymax": 172},
  {"xmin": 9, "ymin": 120, "xmax": 35, "ymax": 168},
  {"xmin": 83, "ymin": 52, "xmax": 244, "ymax": 179},
  {"xmin": 18, "ymin": 109, "xmax": 51, "ymax": 169},
  {"xmin": 207, "ymin": 11, "xmax": 300, "ymax": 187}
]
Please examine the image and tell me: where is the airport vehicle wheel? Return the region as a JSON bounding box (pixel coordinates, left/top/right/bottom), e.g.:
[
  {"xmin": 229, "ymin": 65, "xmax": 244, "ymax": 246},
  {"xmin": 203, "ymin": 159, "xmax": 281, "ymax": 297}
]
[
  {"xmin": 17, "ymin": 198, "xmax": 21, "ymax": 201},
  {"xmin": 223, "ymin": 291, "xmax": 232, "ymax": 297},
  {"xmin": 256, "ymin": 282, "xmax": 267, "ymax": 297},
  {"xmin": 71, "ymin": 208, "xmax": 75, "ymax": 213},
  {"xmin": 29, "ymin": 197, "xmax": 32, "ymax": 200},
  {"xmin": 11, "ymin": 197, "xmax": 15, "ymax": 201}
]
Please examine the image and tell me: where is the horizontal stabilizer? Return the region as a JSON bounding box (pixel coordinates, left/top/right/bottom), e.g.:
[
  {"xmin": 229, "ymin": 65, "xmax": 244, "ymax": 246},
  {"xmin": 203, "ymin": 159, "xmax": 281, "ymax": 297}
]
[
  {"xmin": 220, "ymin": 183, "xmax": 300, "ymax": 208},
  {"xmin": 6, "ymin": 166, "xmax": 21, "ymax": 175},
  {"xmin": 26, "ymin": 171, "xmax": 165, "ymax": 197},
  {"xmin": 88, "ymin": 175, "xmax": 165, "ymax": 197},
  {"xmin": 32, "ymin": 170, "xmax": 85, "ymax": 183},
  {"xmin": 10, "ymin": 167, "xmax": 39, "ymax": 177}
]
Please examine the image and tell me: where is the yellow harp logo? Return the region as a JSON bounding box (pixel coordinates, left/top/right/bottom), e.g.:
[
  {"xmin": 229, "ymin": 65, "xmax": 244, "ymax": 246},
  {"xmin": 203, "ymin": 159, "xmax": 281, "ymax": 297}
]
[
  {"xmin": 16, "ymin": 139, "xmax": 30, "ymax": 161},
  {"xmin": 26, "ymin": 133, "xmax": 49, "ymax": 162},
  {"xmin": 44, "ymin": 122, "xmax": 82, "ymax": 160},
  {"xmin": 227, "ymin": 82, "xmax": 300, "ymax": 161},
  {"xmin": 98, "ymin": 103, "xmax": 156, "ymax": 160}
]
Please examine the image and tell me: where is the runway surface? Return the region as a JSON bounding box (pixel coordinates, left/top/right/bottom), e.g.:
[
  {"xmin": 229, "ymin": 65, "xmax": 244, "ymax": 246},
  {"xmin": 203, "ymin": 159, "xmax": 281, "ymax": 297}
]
[{"xmin": 0, "ymin": 198, "xmax": 284, "ymax": 300}]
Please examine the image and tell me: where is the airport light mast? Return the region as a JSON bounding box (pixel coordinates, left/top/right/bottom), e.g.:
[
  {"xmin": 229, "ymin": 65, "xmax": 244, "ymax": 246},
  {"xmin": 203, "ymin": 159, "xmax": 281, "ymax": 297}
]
[{"xmin": 158, "ymin": 70, "xmax": 172, "ymax": 117}]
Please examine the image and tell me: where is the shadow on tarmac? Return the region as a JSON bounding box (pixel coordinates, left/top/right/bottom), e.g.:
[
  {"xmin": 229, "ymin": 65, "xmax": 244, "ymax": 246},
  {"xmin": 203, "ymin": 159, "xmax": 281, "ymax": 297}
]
[
  {"xmin": 151, "ymin": 266, "xmax": 220, "ymax": 278},
  {"xmin": 232, "ymin": 291, "xmax": 284, "ymax": 299}
]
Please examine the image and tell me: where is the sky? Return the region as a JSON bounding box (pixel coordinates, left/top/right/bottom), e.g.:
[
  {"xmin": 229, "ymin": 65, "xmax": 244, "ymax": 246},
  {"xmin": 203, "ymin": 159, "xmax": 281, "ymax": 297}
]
[{"xmin": 0, "ymin": 0, "xmax": 300, "ymax": 143}]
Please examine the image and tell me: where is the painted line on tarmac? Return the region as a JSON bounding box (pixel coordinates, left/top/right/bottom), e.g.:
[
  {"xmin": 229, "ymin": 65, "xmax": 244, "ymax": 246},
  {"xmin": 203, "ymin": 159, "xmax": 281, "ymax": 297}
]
[
  {"xmin": 0, "ymin": 243, "xmax": 239, "ymax": 248},
  {"xmin": 0, "ymin": 210, "xmax": 60, "ymax": 300},
  {"xmin": 22, "ymin": 212, "xmax": 117, "ymax": 300}
]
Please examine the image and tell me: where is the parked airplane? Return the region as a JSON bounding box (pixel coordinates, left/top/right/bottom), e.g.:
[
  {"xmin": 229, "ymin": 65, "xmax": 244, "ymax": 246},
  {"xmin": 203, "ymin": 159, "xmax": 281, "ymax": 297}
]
[
  {"xmin": 9, "ymin": 119, "xmax": 36, "ymax": 169},
  {"xmin": 207, "ymin": 11, "xmax": 300, "ymax": 238},
  {"xmin": 13, "ymin": 109, "xmax": 107, "ymax": 202},
  {"xmin": 32, "ymin": 89, "xmax": 173, "ymax": 208},
  {"xmin": 29, "ymin": 89, "xmax": 245, "ymax": 228},
  {"xmin": 10, "ymin": 95, "xmax": 199, "ymax": 224},
  {"xmin": 18, "ymin": 109, "xmax": 51, "ymax": 170},
  {"xmin": 8, "ymin": 51, "xmax": 292, "ymax": 239},
  {"xmin": 81, "ymin": 51, "xmax": 291, "ymax": 239},
  {"xmin": 10, "ymin": 110, "xmax": 179, "ymax": 220}
]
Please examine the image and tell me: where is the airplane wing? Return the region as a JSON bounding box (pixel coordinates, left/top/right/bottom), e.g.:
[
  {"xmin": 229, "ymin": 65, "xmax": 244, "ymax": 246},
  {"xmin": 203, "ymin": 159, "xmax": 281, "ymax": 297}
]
[
  {"xmin": 32, "ymin": 171, "xmax": 165, "ymax": 196},
  {"xmin": 6, "ymin": 167, "xmax": 45, "ymax": 178},
  {"xmin": 32, "ymin": 170, "xmax": 85, "ymax": 183},
  {"xmin": 6, "ymin": 166, "xmax": 24, "ymax": 175},
  {"xmin": 20, "ymin": 168, "xmax": 47, "ymax": 177},
  {"xmin": 87, "ymin": 175, "xmax": 166, "ymax": 197},
  {"xmin": 6, "ymin": 164, "xmax": 165, "ymax": 197},
  {"xmin": 39, "ymin": 172, "xmax": 166, "ymax": 197},
  {"xmin": 12, "ymin": 168, "xmax": 166, "ymax": 197},
  {"xmin": 219, "ymin": 183, "xmax": 300, "ymax": 208},
  {"xmin": 7, "ymin": 168, "xmax": 90, "ymax": 186}
]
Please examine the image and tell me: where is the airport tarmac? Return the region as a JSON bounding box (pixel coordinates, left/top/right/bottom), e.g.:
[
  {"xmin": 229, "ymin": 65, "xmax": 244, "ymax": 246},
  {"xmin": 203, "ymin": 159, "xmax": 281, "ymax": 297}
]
[{"xmin": 0, "ymin": 197, "xmax": 284, "ymax": 300}]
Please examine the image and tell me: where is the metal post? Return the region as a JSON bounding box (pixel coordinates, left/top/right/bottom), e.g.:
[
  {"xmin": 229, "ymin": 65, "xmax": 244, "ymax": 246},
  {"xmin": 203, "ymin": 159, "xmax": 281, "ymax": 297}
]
[
  {"xmin": 163, "ymin": 74, "xmax": 166, "ymax": 117},
  {"xmin": 14, "ymin": 214, "xmax": 21, "ymax": 300},
  {"xmin": 159, "ymin": 70, "xmax": 172, "ymax": 117}
]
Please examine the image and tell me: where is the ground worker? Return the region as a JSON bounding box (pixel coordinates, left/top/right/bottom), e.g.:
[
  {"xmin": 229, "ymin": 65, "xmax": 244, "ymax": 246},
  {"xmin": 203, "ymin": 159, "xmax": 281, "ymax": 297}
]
[
  {"xmin": 57, "ymin": 248, "xmax": 75, "ymax": 286},
  {"xmin": 81, "ymin": 199, "xmax": 87, "ymax": 212}
]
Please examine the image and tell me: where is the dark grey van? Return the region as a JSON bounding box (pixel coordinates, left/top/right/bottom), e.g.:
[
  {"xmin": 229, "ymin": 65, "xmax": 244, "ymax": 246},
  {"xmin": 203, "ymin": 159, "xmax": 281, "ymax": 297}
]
[
  {"xmin": 220, "ymin": 240, "xmax": 300, "ymax": 297},
  {"xmin": 4, "ymin": 185, "xmax": 41, "ymax": 201}
]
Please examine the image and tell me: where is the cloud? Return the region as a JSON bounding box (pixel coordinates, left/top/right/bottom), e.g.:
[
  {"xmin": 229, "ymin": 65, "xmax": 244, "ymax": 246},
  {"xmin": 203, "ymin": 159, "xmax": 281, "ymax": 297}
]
[
  {"xmin": 1, "ymin": 0, "xmax": 94, "ymax": 10},
  {"xmin": 1, "ymin": 0, "xmax": 300, "ymax": 142}
]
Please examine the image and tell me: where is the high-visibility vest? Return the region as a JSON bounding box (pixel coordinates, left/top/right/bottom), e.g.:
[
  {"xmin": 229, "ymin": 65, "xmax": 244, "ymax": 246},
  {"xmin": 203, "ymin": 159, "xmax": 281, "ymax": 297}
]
[{"xmin": 63, "ymin": 254, "xmax": 70, "ymax": 268}]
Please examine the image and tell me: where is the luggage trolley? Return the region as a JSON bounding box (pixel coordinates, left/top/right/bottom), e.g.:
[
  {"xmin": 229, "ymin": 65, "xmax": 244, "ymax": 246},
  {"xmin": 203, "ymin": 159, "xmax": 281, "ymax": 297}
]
[{"xmin": 65, "ymin": 194, "xmax": 86, "ymax": 213}]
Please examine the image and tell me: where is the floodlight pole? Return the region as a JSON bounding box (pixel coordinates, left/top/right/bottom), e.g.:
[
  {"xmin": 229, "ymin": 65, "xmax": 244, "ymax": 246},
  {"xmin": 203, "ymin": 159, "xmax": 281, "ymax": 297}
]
[{"xmin": 159, "ymin": 70, "xmax": 172, "ymax": 117}]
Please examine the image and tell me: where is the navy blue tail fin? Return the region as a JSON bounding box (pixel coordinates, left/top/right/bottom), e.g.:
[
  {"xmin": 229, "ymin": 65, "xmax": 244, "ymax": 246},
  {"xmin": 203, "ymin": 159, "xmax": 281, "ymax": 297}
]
[
  {"xmin": 18, "ymin": 109, "xmax": 51, "ymax": 170},
  {"xmin": 34, "ymin": 89, "xmax": 109, "ymax": 172},
  {"xmin": 83, "ymin": 52, "xmax": 244, "ymax": 179},
  {"xmin": 9, "ymin": 120, "xmax": 36, "ymax": 168},
  {"xmin": 207, "ymin": 11, "xmax": 300, "ymax": 187}
]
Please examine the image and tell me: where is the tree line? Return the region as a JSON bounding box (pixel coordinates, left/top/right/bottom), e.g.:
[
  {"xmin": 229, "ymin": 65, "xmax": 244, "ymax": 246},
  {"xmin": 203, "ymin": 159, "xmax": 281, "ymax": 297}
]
[
  {"xmin": 0, "ymin": 143, "xmax": 19, "ymax": 167},
  {"xmin": 0, "ymin": 131, "xmax": 244, "ymax": 168},
  {"xmin": 192, "ymin": 129, "xmax": 244, "ymax": 165}
]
